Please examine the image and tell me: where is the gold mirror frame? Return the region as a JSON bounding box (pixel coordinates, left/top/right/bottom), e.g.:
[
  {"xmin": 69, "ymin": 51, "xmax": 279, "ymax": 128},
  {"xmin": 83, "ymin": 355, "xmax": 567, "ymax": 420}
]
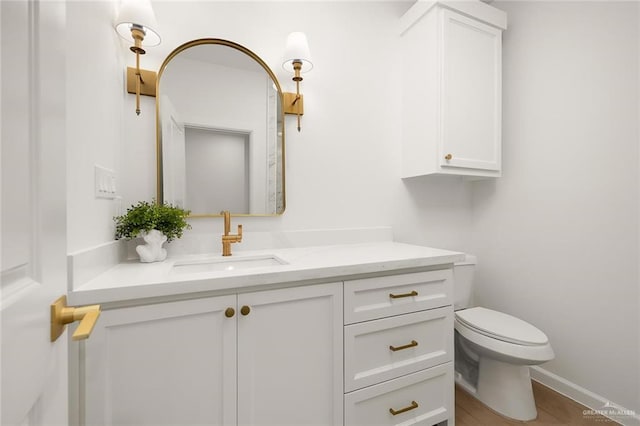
[{"xmin": 156, "ymin": 38, "xmax": 286, "ymax": 217}]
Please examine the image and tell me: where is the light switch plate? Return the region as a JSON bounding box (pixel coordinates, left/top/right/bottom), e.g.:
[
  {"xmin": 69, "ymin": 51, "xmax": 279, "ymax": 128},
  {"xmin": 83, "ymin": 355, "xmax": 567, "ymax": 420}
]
[{"xmin": 94, "ymin": 165, "xmax": 117, "ymax": 199}]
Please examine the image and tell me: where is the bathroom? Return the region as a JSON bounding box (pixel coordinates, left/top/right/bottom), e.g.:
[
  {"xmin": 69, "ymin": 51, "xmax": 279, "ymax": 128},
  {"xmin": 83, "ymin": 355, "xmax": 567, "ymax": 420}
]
[{"xmin": 1, "ymin": 0, "xmax": 638, "ymax": 425}]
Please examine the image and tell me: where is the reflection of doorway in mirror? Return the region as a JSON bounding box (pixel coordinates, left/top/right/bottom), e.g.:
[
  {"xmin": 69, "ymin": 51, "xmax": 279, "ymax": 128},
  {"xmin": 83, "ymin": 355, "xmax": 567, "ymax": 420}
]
[
  {"xmin": 184, "ymin": 127, "xmax": 250, "ymax": 213},
  {"xmin": 161, "ymin": 95, "xmax": 186, "ymax": 209}
]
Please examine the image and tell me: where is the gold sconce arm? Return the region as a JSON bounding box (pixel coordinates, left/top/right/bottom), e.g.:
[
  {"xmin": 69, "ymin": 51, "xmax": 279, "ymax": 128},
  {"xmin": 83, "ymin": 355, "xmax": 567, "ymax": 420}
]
[
  {"xmin": 114, "ymin": 0, "xmax": 161, "ymax": 117},
  {"xmin": 282, "ymin": 32, "xmax": 312, "ymax": 132},
  {"xmin": 284, "ymin": 60, "xmax": 305, "ymax": 132},
  {"xmin": 50, "ymin": 296, "xmax": 101, "ymax": 342},
  {"xmin": 131, "ymin": 27, "xmax": 145, "ymax": 116},
  {"xmin": 126, "ymin": 67, "xmax": 157, "ymax": 98},
  {"xmin": 283, "ymin": 93, "xmax": 304, "ymax": 126},
  {"xmin": 124, "ymin": 27, "xmax": 158, "ymax": 115}
]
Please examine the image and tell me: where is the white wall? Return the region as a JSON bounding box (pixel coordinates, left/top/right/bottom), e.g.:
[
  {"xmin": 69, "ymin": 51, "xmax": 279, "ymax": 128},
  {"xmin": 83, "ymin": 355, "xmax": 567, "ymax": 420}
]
[
  {"xmin": 66, "ymin": 1, "xmax": 126, "ymax": 253},
  {"xmin": 112, "ymin": 0, "xmax": 473, "ymax": 248},
  {"xmin": 471, "ymin": 1, "xmax": 639, "ymax": 414}
]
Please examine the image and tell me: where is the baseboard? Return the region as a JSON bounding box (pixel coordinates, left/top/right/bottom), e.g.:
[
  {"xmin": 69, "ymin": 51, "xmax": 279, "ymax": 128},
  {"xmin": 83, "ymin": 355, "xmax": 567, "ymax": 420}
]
[{"xmin": 531, "ymin": 366, "xmax": 639, "ymax": 426}]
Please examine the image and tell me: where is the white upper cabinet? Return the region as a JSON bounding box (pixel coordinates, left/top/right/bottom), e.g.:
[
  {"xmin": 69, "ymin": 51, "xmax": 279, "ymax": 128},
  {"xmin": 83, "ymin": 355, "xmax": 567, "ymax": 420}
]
[{"xmin": 400, "ymin": 1, "xmax": 507, "ymax": 179}]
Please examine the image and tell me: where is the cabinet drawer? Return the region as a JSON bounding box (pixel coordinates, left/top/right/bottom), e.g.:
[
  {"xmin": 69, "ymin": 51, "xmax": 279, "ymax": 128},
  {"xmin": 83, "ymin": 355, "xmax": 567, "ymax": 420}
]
[
  {"xmin": 344, "ymin": 363, "xmax": 453, "ymax": 426},
  {"xmin": 345, "ymin": 306, "xmax": 453, "ymax": 392},
  {"xmin": 344, "ymin": 270, "xmax": 452, "ymax": 324}
]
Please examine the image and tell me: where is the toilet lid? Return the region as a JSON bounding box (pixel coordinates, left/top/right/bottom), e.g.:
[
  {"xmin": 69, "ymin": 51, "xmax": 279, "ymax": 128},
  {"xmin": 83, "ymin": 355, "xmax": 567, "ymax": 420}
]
[{"xmin": 455, "ymin": 307, "xmax": 549, "ymax": 346}]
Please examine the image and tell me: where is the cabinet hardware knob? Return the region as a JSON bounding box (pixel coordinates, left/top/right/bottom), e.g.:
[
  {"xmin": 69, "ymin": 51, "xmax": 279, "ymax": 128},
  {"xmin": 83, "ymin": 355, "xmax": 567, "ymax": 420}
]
[
  {"xmin": 240, "ymin": 305, "xmax": 251, "ymax": 316},
  {"xmin": 389, "ymin": 340, "xmax": 418, "ymax": 352},
  {"xmin": 225, "ymin": 307, "xmax": 235, "ymax": 318},
  {"xmin": 389, "ymin": 290, "xmax": 418, "ymax": 299},
  {"xmin": 444, "ymin": 153, "xmax": 453, "ymax": 161},
  {"xmin": 389, "ymin": 400, "xmax": 419, "ymax": 416}
]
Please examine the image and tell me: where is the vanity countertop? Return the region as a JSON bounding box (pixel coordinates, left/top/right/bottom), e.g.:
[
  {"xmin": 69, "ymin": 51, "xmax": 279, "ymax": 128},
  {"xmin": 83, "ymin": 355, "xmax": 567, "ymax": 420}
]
[{"xmin": 68, "ymin": 242, "xmax": 464, "ymax": 306}]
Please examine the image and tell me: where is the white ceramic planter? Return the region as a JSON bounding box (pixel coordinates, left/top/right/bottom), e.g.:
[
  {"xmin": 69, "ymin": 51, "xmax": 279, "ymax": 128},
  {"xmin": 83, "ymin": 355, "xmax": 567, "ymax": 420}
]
[{"xmin": 136, "ymin": 229, "xmax": 168, "ymax": 263}]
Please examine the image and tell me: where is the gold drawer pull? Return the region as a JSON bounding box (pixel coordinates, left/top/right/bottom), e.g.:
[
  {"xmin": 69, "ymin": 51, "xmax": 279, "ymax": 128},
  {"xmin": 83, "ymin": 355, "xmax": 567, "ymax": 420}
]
[
  {"xmin": 389, "ymin": 340, "xmax": 418, "ymax": 352},
  {"xmin": 389, "ymin": 290, "xmax": 418, "ymax": 299},
  {"xmin": 389, "ymin": 400, "xmax": 419, "ymax": 416}
]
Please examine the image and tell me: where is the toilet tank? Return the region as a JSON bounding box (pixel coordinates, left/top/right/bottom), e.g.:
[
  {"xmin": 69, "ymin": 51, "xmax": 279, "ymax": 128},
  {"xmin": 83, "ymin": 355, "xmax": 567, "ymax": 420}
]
[{"xmin": 453, "ymin": 254, "xmax": 477, "ymax": 311}]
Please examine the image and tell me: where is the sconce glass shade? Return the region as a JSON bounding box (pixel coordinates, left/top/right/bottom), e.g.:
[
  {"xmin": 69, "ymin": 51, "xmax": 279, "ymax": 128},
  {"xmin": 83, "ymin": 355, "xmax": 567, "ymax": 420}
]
[
  {"xmin": 114, "ymin": 0, "xmax": 161, "ymax": 46},
  {"xmin": 282, "ymin": 32, "xmax": 313, "ymax": 73}
]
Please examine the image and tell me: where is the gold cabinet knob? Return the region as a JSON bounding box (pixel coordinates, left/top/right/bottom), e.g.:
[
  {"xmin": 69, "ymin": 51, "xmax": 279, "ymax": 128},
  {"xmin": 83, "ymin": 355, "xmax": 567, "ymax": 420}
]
[
  {"xmin": 444, "ymin": 154, "xmax": 453, "ymax": 161},
  {"xmin": 225, "ymin": 307, "xmax": 235, "ymax": 318},
  {"xmin": 240, "ymin": 305, "xmax": 251, "ymax": 316}
]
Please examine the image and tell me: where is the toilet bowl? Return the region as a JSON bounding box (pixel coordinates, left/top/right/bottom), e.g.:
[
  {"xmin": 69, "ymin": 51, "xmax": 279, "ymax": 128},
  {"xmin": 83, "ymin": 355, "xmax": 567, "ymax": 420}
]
[{"xmin": 453, "ymin": 256, "xmax": 554, "ymax": 421}]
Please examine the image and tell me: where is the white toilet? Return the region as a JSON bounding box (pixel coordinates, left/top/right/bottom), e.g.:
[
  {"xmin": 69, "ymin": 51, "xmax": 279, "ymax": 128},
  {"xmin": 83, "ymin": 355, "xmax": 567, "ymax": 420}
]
[{"xmin": 453, "ymin": 255, "xmax": 554, "ymax": 421}]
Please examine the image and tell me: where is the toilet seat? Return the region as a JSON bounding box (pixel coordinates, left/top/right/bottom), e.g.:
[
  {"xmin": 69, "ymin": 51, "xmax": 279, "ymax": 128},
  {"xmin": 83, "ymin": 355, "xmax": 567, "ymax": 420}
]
[{"xmin": 455, "ymin": 307, "xmax": 548, "ymax": 346}]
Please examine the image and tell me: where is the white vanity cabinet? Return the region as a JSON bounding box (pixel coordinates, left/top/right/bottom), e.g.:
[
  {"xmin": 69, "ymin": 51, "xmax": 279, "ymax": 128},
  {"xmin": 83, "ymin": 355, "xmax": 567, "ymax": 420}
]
[
  {"xmin": 343, "ymin": 270, "xmax": 455, "ymax": 426},
  {"xmin": 81, "ymin": 282, "xmax": 343, "ymax": 426},
  {"xmin": 400, "ymin": 1, "xmax": 507, "ymax": 179}
]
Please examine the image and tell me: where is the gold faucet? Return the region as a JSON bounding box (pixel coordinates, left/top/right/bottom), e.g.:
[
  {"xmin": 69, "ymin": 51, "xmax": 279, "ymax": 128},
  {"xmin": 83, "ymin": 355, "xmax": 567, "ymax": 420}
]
[{"xmin": 221, "ymin": 210, "xmax": 242, "ymax": 256}]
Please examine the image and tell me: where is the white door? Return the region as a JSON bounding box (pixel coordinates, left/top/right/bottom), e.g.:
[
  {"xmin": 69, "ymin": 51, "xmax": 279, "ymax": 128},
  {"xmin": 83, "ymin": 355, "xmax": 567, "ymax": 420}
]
[{"xmin": 1, "ymin": 1, "xmax": 68, "ymax": 425}]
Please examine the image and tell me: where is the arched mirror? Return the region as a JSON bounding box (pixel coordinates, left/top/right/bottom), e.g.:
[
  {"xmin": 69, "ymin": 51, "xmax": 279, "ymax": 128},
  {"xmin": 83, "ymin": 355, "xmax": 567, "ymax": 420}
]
[{"xmin": 157, "ymin": 39, "xmax": 285, "ymax": 216}]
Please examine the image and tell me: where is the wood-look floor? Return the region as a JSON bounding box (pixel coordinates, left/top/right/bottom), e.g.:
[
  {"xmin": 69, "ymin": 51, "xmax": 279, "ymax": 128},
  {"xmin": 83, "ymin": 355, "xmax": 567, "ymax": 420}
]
[{"xmin": 455, "ymin": 381, "xmax": 620, "ymax": 425}]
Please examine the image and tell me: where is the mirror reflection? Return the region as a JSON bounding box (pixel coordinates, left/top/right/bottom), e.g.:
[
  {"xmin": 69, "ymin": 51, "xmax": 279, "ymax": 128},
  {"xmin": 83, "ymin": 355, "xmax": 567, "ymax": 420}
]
[{"xmin": 157, "ymin": 39, "xmax": 285, "ymax": 216}]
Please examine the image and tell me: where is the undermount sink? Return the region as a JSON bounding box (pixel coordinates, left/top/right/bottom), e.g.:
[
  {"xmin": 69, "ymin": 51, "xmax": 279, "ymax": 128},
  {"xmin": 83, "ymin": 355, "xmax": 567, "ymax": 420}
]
[{"xmin": 171, "ymin": 255, "xmax": 287, "ymax": 274}]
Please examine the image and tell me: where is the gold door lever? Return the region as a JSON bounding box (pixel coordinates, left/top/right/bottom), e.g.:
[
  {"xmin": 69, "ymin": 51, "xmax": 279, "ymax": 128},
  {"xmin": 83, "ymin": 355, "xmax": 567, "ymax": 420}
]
[{"xmin": 50, "ymin": 295, "xmax": 101, "ymax": 342}]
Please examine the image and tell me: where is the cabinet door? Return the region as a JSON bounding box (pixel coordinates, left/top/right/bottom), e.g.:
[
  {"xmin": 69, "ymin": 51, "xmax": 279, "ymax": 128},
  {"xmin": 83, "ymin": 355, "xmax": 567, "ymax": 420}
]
[
  {"xmin": 83, "ymin": 296, "xmax": 237, "ymax": 426},
  {"xmin": 237, "ymin": 282, "xmax": 343, "ymax": 426},
  {"xmin": 440, "ymin": 9, "xmax": 502, "ymax": 172}
]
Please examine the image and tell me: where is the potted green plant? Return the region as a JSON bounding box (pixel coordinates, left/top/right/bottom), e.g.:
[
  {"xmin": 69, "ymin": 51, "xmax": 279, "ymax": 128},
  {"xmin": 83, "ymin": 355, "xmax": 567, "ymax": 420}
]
[{"xmin": 114, "ymin": 200, "xmax": 191, "ymax": 263}]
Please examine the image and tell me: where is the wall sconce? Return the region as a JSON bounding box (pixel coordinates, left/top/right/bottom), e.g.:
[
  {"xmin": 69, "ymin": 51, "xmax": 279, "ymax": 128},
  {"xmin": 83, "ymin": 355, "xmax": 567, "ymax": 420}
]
[
  {"xmin": 114, "ymin": 0, "xmax": 161, "ymax": 116},
  {"xmin": 282, "ymin": 32, "xmax": 313, "ymax": 132}
]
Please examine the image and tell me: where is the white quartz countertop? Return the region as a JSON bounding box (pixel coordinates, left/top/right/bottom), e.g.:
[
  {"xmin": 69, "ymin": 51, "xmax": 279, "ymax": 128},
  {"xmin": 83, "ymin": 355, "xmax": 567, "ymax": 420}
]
[{"xmin": 69, "ymin": 242, "xmax": 464, "ymax": 306}]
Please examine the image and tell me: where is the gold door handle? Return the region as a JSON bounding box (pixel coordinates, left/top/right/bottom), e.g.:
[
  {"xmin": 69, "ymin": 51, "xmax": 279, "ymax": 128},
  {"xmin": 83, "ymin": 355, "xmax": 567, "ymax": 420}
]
[
  {"xmin": 389, "ymin": 290, "xmax": 418, "ymax": 299},
  {"xmin": 444, "ymin": 153, "xmax": 453, "ymax": 160},
  {"xmin": 225, "ymin": 307, "xmax": 235, "ymax": 318},
  {"xmin": 389, "ymin": 340, "xmax": 418, "ymax": 352},
  {"xmin": 50, "ymin": 295, "xmax": 101, "ymax": 342},
  {"xmin": 240, "ymin": 305, "xmax": 251, "ymax": 316},
  {"xmin": 389, "ymin": 400, "xmax": 419, "ymax": 416}
]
